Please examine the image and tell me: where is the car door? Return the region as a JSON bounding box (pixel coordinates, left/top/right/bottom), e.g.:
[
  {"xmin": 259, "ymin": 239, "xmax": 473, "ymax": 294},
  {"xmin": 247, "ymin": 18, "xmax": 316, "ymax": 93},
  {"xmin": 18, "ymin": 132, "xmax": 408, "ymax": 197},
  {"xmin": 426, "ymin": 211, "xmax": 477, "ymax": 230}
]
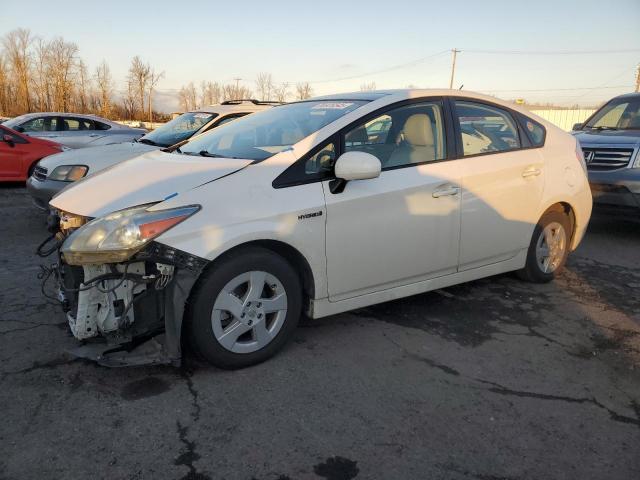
[
  {"xmin": 56, "ymin": 117, "xmax": 96, "ymax": 148},
  {"xmin": 322, "ymin": 100, "xmax": 462, "ymax": 301},
  {"xmin": 452, "ymin": 99, "xmax": 544, "ymax": 271},
  {"xmin": 0, "ymin": 126, "xmax": 30, "ymax": 178}
]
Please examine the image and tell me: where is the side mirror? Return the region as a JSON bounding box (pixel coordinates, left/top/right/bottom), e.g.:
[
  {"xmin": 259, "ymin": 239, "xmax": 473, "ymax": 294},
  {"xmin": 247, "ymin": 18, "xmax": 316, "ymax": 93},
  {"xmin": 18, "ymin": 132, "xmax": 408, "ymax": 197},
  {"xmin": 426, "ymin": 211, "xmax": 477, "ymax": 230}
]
[
  {"xmin": 572, "ymin": 123, "xmax": 583, "ymax": 131},
  {"xmin": 2, "ymin": 134, "xmax": 14, "ymax": 147},
  {"xmin": 334, "ymin": 151, "xmax": 381, "ymax": 181},
  {"xmin": 330, "ymin": 151, "xmax": 381, "ymax": 194}
]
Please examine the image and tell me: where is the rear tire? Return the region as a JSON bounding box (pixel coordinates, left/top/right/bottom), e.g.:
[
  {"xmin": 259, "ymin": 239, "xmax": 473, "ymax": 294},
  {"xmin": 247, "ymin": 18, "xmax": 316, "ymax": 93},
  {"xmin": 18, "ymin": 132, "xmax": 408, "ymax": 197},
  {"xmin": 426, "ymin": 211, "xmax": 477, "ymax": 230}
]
[
  {"xmin": 187, "ymin": 247, "xmax": 302, "ymax": 369},
  {"xmin": 517, "ymin": 209, "xmax": 571, "ymax": 283}
]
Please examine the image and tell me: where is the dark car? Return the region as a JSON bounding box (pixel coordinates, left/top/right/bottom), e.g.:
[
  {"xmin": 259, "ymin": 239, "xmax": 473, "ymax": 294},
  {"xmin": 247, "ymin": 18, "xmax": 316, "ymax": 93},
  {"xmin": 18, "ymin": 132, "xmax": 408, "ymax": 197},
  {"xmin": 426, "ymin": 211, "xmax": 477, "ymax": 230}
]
[{"xmin": 572, "ymin": 92, "xmax": 640, "ymax": 214}]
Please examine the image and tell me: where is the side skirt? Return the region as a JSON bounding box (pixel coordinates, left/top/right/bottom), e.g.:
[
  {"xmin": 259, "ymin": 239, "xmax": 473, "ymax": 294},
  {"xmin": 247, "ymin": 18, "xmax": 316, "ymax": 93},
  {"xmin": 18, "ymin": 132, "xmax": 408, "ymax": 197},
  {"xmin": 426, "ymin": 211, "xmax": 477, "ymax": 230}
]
[{"xmin": 310, "ymin": 249, "xmax": 527, "ymax": 319}]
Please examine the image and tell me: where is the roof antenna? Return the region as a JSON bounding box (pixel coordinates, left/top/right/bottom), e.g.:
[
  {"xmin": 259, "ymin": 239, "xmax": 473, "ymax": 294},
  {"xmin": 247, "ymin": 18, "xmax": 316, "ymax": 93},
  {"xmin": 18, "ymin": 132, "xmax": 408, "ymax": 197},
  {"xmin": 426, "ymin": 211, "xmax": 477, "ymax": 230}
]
[{"xmin": 458, "ymin": 84, "xmax": 464, "ymax": 90}]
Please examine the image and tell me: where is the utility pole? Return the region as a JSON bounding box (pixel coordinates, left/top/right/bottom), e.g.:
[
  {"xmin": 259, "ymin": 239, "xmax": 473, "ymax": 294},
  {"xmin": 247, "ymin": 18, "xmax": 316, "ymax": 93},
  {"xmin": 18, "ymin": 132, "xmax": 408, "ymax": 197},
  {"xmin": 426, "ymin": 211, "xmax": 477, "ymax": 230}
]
[
  {"xmin": 449, "ymin": 48, "xmax": 460, "ymax": 89},
  {"xmin": 635, "ymin": 64, "xmax": 640, "ymax": 92}
]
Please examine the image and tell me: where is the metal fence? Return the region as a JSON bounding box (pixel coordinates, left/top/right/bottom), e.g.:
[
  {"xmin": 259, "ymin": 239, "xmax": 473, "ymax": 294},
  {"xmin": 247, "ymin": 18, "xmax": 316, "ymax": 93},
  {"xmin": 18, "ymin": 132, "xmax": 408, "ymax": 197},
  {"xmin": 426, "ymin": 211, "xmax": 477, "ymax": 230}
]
[{"xmin": 528, "ymin": 109, "xmax": 595, "ymax": 131}]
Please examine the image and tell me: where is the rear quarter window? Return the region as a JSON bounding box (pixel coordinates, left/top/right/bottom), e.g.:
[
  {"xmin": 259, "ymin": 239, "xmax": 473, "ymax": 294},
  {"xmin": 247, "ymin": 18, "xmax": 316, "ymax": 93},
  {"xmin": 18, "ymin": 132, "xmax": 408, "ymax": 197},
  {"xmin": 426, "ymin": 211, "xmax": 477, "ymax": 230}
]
[{"xmin": 520, "ymin": 115, "xmax": 546, "ymax": 147}]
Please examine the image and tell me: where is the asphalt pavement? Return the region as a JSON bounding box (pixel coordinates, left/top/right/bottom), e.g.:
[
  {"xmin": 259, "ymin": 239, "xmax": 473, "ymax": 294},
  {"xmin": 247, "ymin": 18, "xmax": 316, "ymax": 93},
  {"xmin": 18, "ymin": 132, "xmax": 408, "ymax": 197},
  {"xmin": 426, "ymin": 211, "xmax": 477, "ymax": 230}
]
[{"xmin": 1, "ymin": 184, "xmax": 639, "ymax": 480}]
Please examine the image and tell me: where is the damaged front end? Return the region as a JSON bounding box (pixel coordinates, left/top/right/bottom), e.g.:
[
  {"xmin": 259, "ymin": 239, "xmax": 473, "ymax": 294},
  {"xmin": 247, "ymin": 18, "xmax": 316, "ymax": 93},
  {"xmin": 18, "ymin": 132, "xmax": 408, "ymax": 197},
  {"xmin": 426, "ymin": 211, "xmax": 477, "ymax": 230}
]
[{"xmin": 39, "ymin": 205, "xmax": 206, "ymax": 367}]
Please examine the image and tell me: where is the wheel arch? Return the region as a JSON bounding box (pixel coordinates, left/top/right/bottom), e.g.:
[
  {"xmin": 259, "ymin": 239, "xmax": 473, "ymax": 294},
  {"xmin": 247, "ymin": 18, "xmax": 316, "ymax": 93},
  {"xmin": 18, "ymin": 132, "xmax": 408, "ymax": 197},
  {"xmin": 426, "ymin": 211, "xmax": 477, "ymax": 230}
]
[
  {"xmin": 539, "ymin": 201, "xmax": 576, "ymax": 244},
  {"xmin": 189, "ymin": 239, "xmax": 316, "ymax": 314}
]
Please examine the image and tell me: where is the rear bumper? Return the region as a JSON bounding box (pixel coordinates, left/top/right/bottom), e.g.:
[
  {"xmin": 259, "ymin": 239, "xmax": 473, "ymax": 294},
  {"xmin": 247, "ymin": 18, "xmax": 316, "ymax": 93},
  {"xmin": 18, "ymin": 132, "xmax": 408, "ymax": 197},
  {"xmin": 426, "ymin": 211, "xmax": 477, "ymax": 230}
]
[
  {"xmin": 588, "ymin": 168, "xmax": 640, "ymax": 211},
  {"xmin": 26, "ymin": 176, "xmax": 69, "ymax": 211}
]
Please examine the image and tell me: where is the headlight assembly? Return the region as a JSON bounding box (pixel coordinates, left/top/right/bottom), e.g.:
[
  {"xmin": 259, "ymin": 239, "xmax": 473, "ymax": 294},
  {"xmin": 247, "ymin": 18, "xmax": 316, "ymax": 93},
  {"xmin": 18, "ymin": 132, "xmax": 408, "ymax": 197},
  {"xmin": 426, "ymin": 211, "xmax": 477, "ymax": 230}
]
[
  {"xmin": 61, "ymin": 204, "xmax": 200, "ymax": 265},
  {"xmin": 49, "ymin": 165, "xmax": 88, "ymax": 181}
]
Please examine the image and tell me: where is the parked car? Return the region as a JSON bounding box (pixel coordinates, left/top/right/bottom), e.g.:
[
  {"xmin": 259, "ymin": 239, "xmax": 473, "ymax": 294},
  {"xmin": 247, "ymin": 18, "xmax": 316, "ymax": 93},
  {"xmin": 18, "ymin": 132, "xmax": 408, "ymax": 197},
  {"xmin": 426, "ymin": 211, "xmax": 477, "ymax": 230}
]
[
  {"xmin": 45, "ymin": 89, "xmax": 591, "ymax": 369},
  {"xmin": 3, "ymin": 112, "xmax": 146, "ymax": 149},
  {"xmin": 0, "ymin": 124, "xmax": 68, "ymax": 181},
  {"xmin": 572, "ymin": 92, "xmax": 640, "ymax": 214},
  {"xmin": 26, "ymin": 100, "xmax": 279, "ymax": 210}
]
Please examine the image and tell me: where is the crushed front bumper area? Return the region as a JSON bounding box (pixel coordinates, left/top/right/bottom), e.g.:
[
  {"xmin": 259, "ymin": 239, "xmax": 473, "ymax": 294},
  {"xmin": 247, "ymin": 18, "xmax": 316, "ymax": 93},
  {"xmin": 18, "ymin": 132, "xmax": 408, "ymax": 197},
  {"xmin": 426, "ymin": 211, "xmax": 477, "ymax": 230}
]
[{"xmin": 50, "ymin": 242, "xmax": 208, "ymax": 367}]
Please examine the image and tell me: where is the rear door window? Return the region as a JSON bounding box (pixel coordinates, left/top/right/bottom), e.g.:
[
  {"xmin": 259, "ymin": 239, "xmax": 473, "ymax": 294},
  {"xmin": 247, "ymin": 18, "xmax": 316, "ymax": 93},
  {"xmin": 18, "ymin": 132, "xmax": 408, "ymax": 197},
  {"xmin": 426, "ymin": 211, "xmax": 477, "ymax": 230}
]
[{"xmin": 454, "ymin": 101, "xmax": 521, "ymax": 156}]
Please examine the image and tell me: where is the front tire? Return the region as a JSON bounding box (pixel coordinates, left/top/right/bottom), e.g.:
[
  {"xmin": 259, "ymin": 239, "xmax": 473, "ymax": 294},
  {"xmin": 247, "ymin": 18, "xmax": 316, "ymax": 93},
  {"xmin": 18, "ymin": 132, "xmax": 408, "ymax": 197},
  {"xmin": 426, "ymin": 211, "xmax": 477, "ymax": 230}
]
[
  {"xmin": 517, "ymin": 209, "xmax": 571, "ymax": 283},
  {"xmin": 187, "ymin": 247, "xmax": 302, "ymax": 369}
]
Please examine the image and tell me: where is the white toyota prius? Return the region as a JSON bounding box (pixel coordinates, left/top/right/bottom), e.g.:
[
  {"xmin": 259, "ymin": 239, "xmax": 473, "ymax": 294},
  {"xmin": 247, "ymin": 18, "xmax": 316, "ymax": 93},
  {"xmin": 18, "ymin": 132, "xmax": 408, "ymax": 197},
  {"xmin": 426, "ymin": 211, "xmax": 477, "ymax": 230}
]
[{"xmin": 45, "ymin": 89, "xmax": 592, "ymax": 369}]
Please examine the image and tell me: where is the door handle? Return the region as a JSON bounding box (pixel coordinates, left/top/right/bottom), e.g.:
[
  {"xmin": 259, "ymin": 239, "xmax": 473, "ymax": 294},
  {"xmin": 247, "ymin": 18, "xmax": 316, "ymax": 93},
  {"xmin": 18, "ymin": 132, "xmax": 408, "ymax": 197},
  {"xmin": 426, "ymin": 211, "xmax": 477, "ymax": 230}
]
[
  {"xmin": 522, "ymin": 166, "xmax": 541, "ymax": 178},
  {"xmin": 432, "ymin": 184, "xmax": 460, "ymax": 198}
]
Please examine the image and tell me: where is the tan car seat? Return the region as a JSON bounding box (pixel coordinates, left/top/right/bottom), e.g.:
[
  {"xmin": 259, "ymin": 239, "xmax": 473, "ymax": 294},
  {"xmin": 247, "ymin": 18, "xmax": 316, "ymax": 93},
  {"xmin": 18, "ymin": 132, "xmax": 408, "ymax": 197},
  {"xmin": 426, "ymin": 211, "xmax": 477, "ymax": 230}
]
[{"xmin": 387, "ymin": 114, "xmax": 435, "ymax": 167}]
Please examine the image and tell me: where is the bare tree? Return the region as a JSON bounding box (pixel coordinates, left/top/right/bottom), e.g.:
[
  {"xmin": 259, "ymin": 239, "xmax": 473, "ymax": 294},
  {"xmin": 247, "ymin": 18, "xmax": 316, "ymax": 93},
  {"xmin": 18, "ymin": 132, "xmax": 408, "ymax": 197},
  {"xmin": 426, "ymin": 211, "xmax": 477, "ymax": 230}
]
[
  {"xmin": 255, "ymin": 72, "xmax": 274, "ymax": 101},
  {"xmin": 273, "ymin": 82, "xmax": 290, "ymax": 102},
  {"xmin": 95, "ymin": 60, "xmax": 113, "ymax": 117},
  {"xmin": 2, "ymin": 28, "xmax": 33, "ymax": 113},
  {"xmin": 76, "ymin": 59, "xmax": 90, "ymax": 113},
  {"xmin": 0, "ymin": 54, "xmax": 9, "ymax": 115},
  {"xmin": 47, "ymin": 37, "xmax": 78, "ymax": 111},
  {"xmin": 200, "ymin": 81, "xmax": 221, "ymax": 106},
  {"xmin": 295, "ymin": 82, "xmax": 313, "ymax": 100},
  {"xmin": 33, "ymin": 38, "xmax": 52, "ymax": 111},
  {"xmin": 178, "ymin": 82, "xmax": 198, "ymax": 111},
  {"xmin": 122, "ymin": 77, "xmax": 138, "ymax": 120},
  {"xmin": 147, "ymin": 68, "xmax": 164, "ymax": 123},
  {"xmin": 222, "ymin": 82, "xmax": 252, "ymax": 101},
  {"xmin": 360, "ymin": 81, "xmax": 377, "ymax": 91},
  {"xmin": 128, "ymin": 56, "xmax": 151, "ymax": 120}
]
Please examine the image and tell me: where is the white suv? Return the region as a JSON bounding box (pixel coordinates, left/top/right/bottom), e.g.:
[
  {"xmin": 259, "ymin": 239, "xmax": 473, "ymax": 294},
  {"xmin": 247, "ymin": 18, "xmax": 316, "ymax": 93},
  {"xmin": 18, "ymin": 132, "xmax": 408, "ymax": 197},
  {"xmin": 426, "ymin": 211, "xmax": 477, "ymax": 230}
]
[
  {"xmin": 46, "ymin": 89, "xmax": 592, "ymax": 369},
  {"xmin": 27, "ymin": 100, "xmax": 278, "ymax": 210}
]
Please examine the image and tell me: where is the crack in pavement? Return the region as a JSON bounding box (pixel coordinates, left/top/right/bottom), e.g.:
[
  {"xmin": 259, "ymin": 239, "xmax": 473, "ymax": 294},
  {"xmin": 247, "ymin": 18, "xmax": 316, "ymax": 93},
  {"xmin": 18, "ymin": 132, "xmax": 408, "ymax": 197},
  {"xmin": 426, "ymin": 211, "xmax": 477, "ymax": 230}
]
[
  {"xmin": 0, "ymin": 355, "xmax": 79, "ymax": 383},
  {"xmin": 0, "ymin": 322, "xmax": 67, "ymax": 336},
  {"xmin": 382, "ymin": 331, "xmax": 640, "ymax": 430},
  {"xmin": 476, "ymin": 379, "xmax": 640, "ymax": 428},
  {"xmin": 180, "ymin": 366, "xmax": 201, "ymax": 423},
  {"xmin": 383, "ymin": 332, "xmax": 460, "ymax": 377},
  {"xmin": 174, "ymin": 421, "xmax": 210, "ymax": 480}
]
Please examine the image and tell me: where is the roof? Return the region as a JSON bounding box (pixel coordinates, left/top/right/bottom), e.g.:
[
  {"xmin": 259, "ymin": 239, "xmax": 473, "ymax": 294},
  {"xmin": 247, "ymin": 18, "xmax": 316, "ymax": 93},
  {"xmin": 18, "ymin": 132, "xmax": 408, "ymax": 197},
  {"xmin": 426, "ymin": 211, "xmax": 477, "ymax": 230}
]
[
  {"xmin": 610, "ymin": 91, "xmax": 640, "ymax": 100},
  {"xmin": 193, "ymin": 99, "xmax": 281, "ymax": 115}
]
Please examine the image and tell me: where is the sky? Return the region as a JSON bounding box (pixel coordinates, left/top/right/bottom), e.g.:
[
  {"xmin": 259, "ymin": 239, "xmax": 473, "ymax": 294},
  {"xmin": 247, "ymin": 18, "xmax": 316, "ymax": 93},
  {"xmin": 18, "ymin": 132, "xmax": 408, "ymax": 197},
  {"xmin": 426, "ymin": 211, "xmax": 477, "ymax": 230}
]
[{"xmin": 1, "ymin": 0, "xmax": 639, "ymax": 111}]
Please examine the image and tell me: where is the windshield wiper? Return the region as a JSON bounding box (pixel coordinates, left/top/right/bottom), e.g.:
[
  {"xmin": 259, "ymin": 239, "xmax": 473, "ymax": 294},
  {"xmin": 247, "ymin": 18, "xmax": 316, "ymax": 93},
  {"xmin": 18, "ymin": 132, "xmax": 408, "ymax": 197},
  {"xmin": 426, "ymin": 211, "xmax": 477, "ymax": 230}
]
[
  {"xmin": 589, "ymin": 126, "xmax": 619, "ymax": 131},
  {"xmin": 138, "ymin": 138, "xmax": 159, "ymax": 146},
  {"xmin": 198, "ymin": 150, "xmax": 224, "ymax": 157}
]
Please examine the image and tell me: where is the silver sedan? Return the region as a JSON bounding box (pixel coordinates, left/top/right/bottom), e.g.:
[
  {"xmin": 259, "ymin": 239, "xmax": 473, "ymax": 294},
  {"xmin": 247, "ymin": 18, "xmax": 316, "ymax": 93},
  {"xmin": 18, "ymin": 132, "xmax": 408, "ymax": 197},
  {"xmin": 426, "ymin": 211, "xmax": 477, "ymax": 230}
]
[{"xmin": 3, "ymin": 112, "xmax": 146, "ymax": 149}]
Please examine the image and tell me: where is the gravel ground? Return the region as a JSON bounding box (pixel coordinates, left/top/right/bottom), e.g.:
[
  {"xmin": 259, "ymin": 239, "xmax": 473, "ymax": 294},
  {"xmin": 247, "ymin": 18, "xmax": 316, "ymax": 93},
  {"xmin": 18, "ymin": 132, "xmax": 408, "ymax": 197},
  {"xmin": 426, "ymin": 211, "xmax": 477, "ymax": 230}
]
[{"xmin": 1, "ymin": 184, "xmax": 639, "ymax": 480}]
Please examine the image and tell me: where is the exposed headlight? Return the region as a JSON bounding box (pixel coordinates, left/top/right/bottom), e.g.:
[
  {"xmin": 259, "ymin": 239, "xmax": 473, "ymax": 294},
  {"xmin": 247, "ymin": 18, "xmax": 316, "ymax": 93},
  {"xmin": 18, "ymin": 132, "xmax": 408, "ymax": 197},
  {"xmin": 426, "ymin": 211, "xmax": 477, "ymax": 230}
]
[
  {"xmin": 61, "ymin": 204, "xmax": 199, "ymax": 265},
  {"xmin": 49, "ymin": 165, "xmax": 88, "ymax": 181}
]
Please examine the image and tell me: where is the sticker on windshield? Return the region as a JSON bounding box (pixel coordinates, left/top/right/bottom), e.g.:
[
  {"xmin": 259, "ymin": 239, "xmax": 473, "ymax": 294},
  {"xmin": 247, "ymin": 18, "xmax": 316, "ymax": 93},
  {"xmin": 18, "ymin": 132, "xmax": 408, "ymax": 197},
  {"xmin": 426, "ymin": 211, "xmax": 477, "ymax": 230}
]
[
  {"xmin": 312, "ymin": 102, "xmax": 354, "ymax": 110},
  {"xmin": 193, "ymin": 113, "xmax": 211, "ymax": 118}
]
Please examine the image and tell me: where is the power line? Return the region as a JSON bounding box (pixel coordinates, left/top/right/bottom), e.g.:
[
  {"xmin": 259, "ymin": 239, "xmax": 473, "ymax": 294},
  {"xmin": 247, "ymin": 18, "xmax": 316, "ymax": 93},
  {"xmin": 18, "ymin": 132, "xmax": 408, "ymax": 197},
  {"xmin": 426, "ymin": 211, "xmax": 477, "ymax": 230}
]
[
  {"xmin": 478, "ymin": 84, "xmax": 633, "ymax": 93},
  {"xmin": 308, "ymin": 50, "xmax": 449, "ymax": 84},
  {"xmin": 462, "ymin": 48, "xmax": 640, "ymax": 55}
]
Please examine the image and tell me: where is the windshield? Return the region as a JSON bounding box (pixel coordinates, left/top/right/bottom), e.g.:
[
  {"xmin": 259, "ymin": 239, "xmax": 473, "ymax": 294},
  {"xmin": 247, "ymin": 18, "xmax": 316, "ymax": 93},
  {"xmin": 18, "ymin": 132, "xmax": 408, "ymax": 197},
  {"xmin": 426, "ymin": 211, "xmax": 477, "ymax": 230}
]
[
  {"xmin": 584, "ymin": 97, "xmax": 640, "ymax": 130},
  {"xmin": 141, "ymin": 111, "xmax": 217, "ymax": 147},
  {"xmin": 179, "ymin": 100, "xmax": 369, "ymax": 161}
]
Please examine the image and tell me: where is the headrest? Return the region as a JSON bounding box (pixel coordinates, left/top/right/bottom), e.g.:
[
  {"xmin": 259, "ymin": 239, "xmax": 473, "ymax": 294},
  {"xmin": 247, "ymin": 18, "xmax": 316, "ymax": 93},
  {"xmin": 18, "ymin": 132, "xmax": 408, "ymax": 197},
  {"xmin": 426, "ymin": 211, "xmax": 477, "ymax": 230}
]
[
  {"xmin": 346, "ymin": 126, "xmax": 368, "ymax": 144},
  {"xmin": 403, "ymin": 114, "xmax": 434, "ymax": 147}
]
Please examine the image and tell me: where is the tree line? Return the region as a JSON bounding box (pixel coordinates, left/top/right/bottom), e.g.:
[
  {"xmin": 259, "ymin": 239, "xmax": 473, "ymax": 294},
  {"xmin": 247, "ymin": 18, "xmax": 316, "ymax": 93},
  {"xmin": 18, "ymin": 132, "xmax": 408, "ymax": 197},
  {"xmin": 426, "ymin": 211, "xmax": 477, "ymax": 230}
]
[
  {"xmin": 0, "ymin": 28, "xmax": 317, "ymax": 121},
  {"xmin": 0, "ymin": 29, "xmax": 167, "ymax": 121},
  {"xmin": 176, "ymin": 74, "xmax": 314, "ymax": 112}
]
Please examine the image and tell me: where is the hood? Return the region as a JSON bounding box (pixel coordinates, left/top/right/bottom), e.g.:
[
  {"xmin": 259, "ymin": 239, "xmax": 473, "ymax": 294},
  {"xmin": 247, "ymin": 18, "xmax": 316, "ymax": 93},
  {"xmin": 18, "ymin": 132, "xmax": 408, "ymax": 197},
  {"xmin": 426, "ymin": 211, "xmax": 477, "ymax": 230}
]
[
  {"xmin": 50, "ymin": 149, "xmax": 252, "ymax": 217},
  {"xmin": 25, "ymin": 135, "xmax": 62, "ymax": 149},
  {"xmin": 573, "ymin": 129, "xmax": 640, "ymax": 147},
  {"xmin": 38, "ymin": 141, "xmax": 157, "ymax": 171}
]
